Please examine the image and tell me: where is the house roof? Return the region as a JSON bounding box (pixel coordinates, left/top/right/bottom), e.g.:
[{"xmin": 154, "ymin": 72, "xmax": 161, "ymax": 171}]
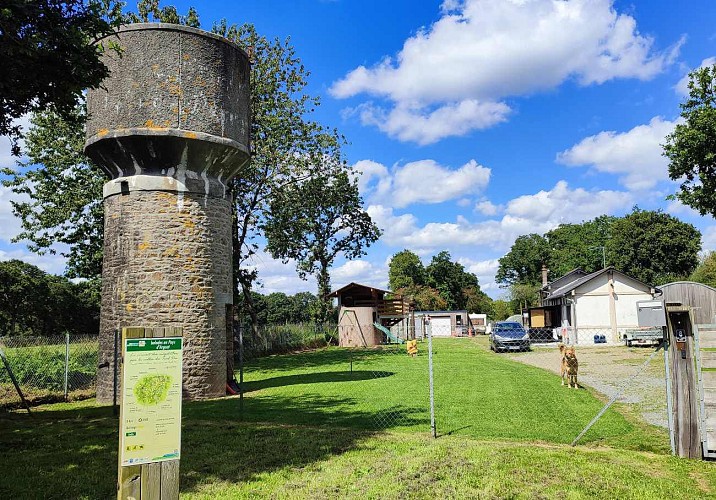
[
  {"xmin": 326, "ymin": 282, "xmax": 392, "ymax": 298},
  {"xmin": 543, "ymin": 266, "xmax": 656, "ymax": 300},
  {"xmin": 543, "ymin": 268, "xmax": 587, "ymax": 291}
]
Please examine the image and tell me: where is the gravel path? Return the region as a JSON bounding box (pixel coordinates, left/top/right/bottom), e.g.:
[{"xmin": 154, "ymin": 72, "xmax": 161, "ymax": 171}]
[{"xmin": 506, "ymin": 344, "xmax": 668, "ymax": 428}]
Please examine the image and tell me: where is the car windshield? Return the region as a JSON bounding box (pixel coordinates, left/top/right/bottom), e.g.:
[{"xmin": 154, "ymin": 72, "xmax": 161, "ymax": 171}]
[{"xmin": 494, "ymin": 323, "xmax": 525, "ymax": 337}]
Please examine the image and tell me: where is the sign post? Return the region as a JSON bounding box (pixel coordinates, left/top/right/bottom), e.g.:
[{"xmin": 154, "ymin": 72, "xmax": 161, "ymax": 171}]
[{"xmin": 118, "ymin": 327, "xmax": 183, "ymax": 499}]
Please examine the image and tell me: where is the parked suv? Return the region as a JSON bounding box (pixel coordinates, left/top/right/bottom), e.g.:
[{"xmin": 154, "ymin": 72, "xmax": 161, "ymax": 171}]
[{"xmin": 489, "ymin": 321, "xmax": 530, "ymax": 352}]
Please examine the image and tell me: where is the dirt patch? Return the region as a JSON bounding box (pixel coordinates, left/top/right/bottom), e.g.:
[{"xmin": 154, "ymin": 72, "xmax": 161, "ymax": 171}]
[{"xmin": 507, "ymin": 345, "xmax": 667, "ymax": 428}]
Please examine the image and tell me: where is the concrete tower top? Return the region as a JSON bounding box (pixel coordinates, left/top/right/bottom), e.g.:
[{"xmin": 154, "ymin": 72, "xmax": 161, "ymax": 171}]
[{"xmin": 85, "ymin": 23, "xmax": 250, "ymax": 198}]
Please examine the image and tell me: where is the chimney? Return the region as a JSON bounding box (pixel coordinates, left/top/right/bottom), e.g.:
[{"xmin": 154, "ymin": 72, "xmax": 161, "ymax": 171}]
[{"xmin": 541, "ymin": 264, "xmax": 549, "ymax": 287}]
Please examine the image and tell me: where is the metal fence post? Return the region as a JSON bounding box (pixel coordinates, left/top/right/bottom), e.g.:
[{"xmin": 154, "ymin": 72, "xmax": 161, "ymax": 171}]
[
  {"xmin": 428, "ymin": 323, "xmax": 436, "ymax": 438},
  {"xmin": 64, "ymin": 333, "xmax": 70, "ymax": 400},
  {"xmin": 239, "ymin": 323, "xmax": 244, "ymax": 420}
]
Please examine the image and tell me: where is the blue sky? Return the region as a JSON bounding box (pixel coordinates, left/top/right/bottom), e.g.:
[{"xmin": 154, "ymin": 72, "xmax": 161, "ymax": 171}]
[{"xmin": 1, "ymin": 0, "xmax": 716, "ymax": 298}]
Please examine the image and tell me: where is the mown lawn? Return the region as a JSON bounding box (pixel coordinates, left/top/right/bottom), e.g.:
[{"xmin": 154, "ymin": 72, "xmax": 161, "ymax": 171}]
[
  {"xmin": 1, "ymin": 337, "xmax": 707, "ymax": 499},
  {"xmin": 224, "ymin": 337, "xmax": 667, "ymax": 451}
]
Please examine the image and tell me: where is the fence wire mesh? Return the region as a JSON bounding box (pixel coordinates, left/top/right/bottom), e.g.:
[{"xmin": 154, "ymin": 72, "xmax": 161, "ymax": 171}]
[
  {"xmin": 0, "ymin": 334, "xmax": 98, "ymax": 409},
  {"xmin": 433, "ymin": 326, "xmax": 669, "ymax": 449},
  {"xmin": 234, "ymin": 323, "xmax": 429, "ymax": 431}
]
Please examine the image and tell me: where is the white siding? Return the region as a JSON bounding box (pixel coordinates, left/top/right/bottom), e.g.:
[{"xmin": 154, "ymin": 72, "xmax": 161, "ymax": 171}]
[{"xmin": 431, "ymin": 316, "xmax": 452, "ymax": 336}]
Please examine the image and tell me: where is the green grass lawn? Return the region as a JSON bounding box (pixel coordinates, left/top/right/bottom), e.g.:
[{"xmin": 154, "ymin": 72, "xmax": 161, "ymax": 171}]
[
  {"xmin": 224, "ymin": 337, "xmax": 666, "ymax": 451},
  {"xmin": 1, "ymin": 337, "xmax": 710, "ymax": 499}
]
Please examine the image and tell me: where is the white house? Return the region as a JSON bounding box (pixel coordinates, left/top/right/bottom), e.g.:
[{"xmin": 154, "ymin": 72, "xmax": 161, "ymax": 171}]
[{"xmin": 532, "ymin": 267, "xmax": 658, "ymax": 344}]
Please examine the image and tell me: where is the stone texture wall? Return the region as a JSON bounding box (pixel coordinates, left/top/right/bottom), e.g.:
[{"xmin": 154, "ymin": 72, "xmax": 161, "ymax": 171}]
[{"xmin": 97, "ymin": 189, "xmax": 232, "ymax": 402}]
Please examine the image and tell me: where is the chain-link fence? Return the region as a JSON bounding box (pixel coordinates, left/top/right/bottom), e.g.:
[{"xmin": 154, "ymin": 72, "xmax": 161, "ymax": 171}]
[
  {"xmin": 233, "ymin": 322, "xmax": 670, "ymax": 452},
  {"xmin": 235, "ymin": 323, "xmax": 338, "ymax": 361},
  {"xmin": 0, "ymin": 334, "xmax": 98, "ymax": 409}
]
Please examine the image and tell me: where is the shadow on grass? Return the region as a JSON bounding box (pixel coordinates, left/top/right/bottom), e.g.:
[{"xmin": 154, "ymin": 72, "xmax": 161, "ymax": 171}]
[
  {"xmin": 243, "ymin": 346, "xmax": 406, "ymax": 374},
  {"xmin": 0, "ymin": 391, "xmax": 426, "ymax": 500},
  {"xmin": 242, "ymin": 370, "xmax": 394, "ymax": 393}
]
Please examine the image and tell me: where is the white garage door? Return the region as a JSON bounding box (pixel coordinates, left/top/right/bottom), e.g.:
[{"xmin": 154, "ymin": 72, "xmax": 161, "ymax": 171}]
[{"xmin": 431, "ymin": 316, "xmax": 452, "ymax": 337}]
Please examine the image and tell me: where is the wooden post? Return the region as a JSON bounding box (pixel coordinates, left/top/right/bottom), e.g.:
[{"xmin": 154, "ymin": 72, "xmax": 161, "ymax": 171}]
[
  {"xmin": 665, "ymin": 306, "xmax": 701, "ymax": 458},
  {"xmin": 118, "ymin": 327, "xmax": 183, "ymax": 499}
]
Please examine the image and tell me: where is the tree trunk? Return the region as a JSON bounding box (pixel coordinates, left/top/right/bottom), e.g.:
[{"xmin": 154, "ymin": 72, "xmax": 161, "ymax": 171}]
[{"xmin": 316, "ymin": 261, "xmax": 331, "ymax": 325}]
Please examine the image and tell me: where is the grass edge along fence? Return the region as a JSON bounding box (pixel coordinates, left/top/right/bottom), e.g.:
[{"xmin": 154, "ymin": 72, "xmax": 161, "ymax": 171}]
[{"xmin": 0, "ymin": 334, "xmax": 98, "ymax": 409}]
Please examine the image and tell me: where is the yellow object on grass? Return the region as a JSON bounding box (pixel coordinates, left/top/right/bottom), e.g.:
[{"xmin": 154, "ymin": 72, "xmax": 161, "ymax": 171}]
[{"xmin": 406, "ymin": 339, "xmax": 418, "ymax": 356}]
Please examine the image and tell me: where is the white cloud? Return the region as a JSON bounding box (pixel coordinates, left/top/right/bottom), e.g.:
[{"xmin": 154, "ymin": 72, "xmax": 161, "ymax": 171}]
[
  {"xmin": 556, "ymin": 116, "xmax": 679, "ymax": 190},
  {"xmin": 332, "ymin": 259, "xmax": 389, "ymax": 290},
  {"xmin": 0, "ymin": 114, "xmax": 31, "ymax": 169},
  {"xmin": 356, "ymin": 100, "xmax": 511, "ymax": 145},
  {"xmin": 0, "ymin": 248, "xmax": 67, "ymax": 275},
  {"xmin": 355, "ymin": 158, "xmax": 490, "ymax": 208},
  {"xmin": 702, "ymin": 226, "xmax": 716, "ymax": 253},
  {"xmin": 505, "ymin": 180, "xmax": 633, "ymax": 223},
  {"xmin": 457, "ymin": 257, "xmax": 500, "ymax": 292},
  {"xmin": 675, "ymin": 57, "xmax": 716, "ymax": 96},
  {"xmin": 0, "ymin": 185, "xmax": 26, "ymax": 244},
  {"xmin": 368, "ymin": 181, "xmax": 633, "ymax": 251},
  {"xmin": 474, "ymin": 200, "xmax": 500, "ymax": 216},
  {"xmin": 666, "ymin": 199, "xmax": 701, "ymax": 219},
  {"xmin": 331, "ymin": 0, "xmax": 681, "ymax": 144}
]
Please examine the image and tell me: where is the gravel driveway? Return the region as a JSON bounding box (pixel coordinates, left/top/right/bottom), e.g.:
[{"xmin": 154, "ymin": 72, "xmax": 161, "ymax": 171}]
[{"xmin": 506, "ymin": 344, "xmax": 668, "ymax": 428}]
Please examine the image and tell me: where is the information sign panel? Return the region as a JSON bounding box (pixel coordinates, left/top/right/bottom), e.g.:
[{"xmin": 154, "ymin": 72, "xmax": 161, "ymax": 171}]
[{"xmin": 120, "ymin": 337, "xmax": 183, "ymax": 466}]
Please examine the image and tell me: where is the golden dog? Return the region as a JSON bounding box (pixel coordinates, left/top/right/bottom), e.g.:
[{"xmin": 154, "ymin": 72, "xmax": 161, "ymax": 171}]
[{"xmin": 559, "ymin": 344, "xmax": 579, "ymax": 389}]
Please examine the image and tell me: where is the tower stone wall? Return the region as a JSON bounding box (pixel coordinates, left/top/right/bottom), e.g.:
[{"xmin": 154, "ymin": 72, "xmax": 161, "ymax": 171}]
[{"xmin": 85, "ymin": 24, "xmax": 250, "ymax": 401}]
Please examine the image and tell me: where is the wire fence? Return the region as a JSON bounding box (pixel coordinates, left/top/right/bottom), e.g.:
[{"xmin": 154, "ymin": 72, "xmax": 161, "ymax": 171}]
[
  {"xmin": 0, "ymin": 334, "xmax": 98, "ymax": 409},
  {"xmin": 1, "ymin": 322, "xmax": 671, "ymax": 454},
  {"xmin": 234, "ymin": 322, "xmax": 670, "ymax": 451},
  {"xmin": 235, "ymin": 323, "xmax": 338, "ymax": 361}
]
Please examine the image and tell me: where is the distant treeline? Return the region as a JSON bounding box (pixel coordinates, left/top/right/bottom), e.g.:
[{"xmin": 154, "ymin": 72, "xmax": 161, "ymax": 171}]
[
  {"xmin": 0, "ymin": 260, "xmax": 99, "ymax": 337},
  {"xmin": 236, "ymin": 291, "xmax": 336, "ymax": 325}
]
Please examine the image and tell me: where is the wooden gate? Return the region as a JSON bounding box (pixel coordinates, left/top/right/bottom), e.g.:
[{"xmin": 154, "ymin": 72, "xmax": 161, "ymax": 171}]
[{"xmin": 695, "ymin": 323, "xmax": 716, "ymax": 458}]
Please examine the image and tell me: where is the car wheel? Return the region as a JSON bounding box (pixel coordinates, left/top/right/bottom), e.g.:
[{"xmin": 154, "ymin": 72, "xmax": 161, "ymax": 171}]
[{"xmin": 626, "ymin": 339, "xmax": 632, "ymax": 347}]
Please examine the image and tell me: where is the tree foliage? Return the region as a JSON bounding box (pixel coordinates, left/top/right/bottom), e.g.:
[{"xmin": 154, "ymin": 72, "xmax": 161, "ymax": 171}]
[
  {"xmin": 690, "ymin": 252, "xmax": 716, "ymax": 288},
  {"xmin": 0, "ymin": 260, "xmax": 99, "ymax": 336},
  {"xmin": 238, "ymin": 291, "xmax": 319, "ymax": 325},
  {"xmin": 387, "ymin": 249, "xmax": 491, "ymax": 313},
  {"xmin": 495, "ymin": 234, "xmax": 551, "ymax": 286},
  {"xmin": 606, "ymin": 208, "xmax": 700, "ymax": 285},
  {"xmin": 2, "ymin": 2, "xmax": 348, "ymax": 330},
  {"xmin": 496, "ymin": 209, "xmax": 700, "ymax": 289},
  {"xmin": 545, "ymin": 215, "xmax": 616, "ymax": 277},
  {"xmin": 0, "ymin": 0, "xmax": 122, "ymax": 154},
  {"xmin": 663, "ymin": 63, "xmax": 716, "ymax": 217},
  {"xmin": 2, "ymin": 105, "xmax": 105, "ymax": 278},
  {"xmin": 264, "ymin": 169, "xmax": 381, "ymax": 324},
  {"xmin": 388, "ymin": 249, "xmax": 426, "ymax": 290}
]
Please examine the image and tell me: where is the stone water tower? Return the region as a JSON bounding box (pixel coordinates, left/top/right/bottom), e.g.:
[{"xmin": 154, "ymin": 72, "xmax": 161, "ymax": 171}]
[{"xmin": 84, "ymin": 24, "xmax": 250, "ymax": 401}]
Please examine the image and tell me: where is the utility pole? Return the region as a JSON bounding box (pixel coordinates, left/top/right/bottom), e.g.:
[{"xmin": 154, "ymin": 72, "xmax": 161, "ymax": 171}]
[{"xmin": 590, "ymin": 246, "xmax": 606, "ymax": 269}]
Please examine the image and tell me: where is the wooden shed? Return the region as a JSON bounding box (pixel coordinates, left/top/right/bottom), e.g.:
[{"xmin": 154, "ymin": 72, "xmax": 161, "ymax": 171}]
[
  {"xmin": 327, "ymin": 282, "xmax": 409, "ymax": 347},
  {"xmin": 659, "ymin": 281, "xmax": 716, "ymax": 325}
]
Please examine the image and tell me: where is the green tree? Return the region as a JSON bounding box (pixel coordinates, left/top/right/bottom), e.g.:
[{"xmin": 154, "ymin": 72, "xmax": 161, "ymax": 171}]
[
  {"xmin": 0, "ymin": 0, "xmax": 122, "ymax": 154},
  {"xmin": 0, "ymin": 260, "xmax": 99, "ymax": 336},
  {"xmin": 2, "ymin": 3, "xmax": 344, "ymax": 331},
  {"xmin": 495, "ymin": 234, "xmax": 551, "ymax": 287},
  {"xmin": 396, "ymin": 284, "xmax": 447, "ymax": 311},
  {"xmin": 425, "ymin": 251, "xmax": 481, "ymax": 310},
  {"xmin": 388, "ymin": 249, "xmax": 426, "ymax": 290},
  {"xmin": 463, "ymin": 286, "xmax": 493, "ymax": 316},
  {"xmin": 663, "ymin": 63, "xmax": 716, "ymax": 217},
  {"xmin": 264, "ymin": 170, "xmax": 381, "ymax": 324},
  {"xmin": 545, "ymin": 215, "xmax": 616, "ymax": 276},
  {"xmin": 690, "ymin": 252, "xmax": 716, "ymax": 288},
  {"xmin": 491, "ymin": 300, "xmax": 514, "ymax": 321},
  {"xmin": 606, "ymin": 208, "xmax": 701, "ymax": 285}
]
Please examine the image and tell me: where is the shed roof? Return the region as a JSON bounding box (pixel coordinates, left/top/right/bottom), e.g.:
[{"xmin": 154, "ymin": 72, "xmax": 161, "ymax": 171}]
[{"xmin": 326, "ymin": 282, "xmax": 392, "ymax": 298}]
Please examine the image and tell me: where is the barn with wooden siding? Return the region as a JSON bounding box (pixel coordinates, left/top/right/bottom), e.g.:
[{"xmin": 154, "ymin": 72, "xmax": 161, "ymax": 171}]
[{"xmin": 659, "ymin": 282, "xmax": 716, "ymax": 324}]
